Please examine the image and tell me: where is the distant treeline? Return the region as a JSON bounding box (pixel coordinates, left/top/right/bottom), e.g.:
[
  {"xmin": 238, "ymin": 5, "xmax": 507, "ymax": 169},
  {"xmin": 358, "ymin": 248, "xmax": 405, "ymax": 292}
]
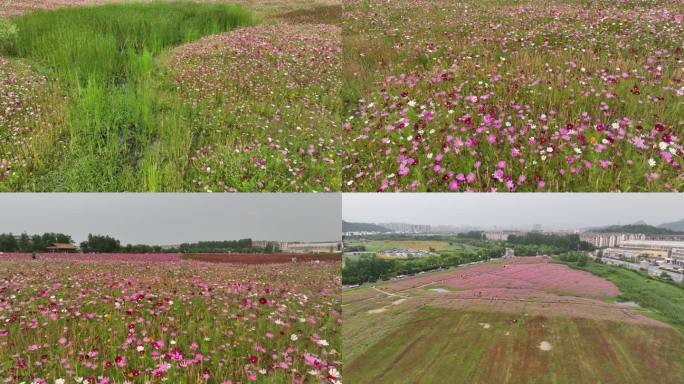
[
  {"xmin": 507, "ymin": 233, "xmax": 594, "ymax": 256},
  {"xmin": 342, "ymin": 221, "xmax": 392, "ymax": 233},
  {"xmin": 0, "ymin": 232, "xmax": 279, "ymax": 254},
  {"xmin": 179, "ymin": 239, "xmax": 280, "ymax": 253},
  {"xmin": 594, "ymin": 224, "xmax": 683, "ymax": 235},
  {"xmin": 80, "ymin": 234, "xmax": 168, "ymax": 253},
  {"xmin": 343, "ymin": 242, "xmax": 505, "ymax": 285},
  {"xmin": 0, "ymin": 232, "xmax": 73, "ymax": 252}
]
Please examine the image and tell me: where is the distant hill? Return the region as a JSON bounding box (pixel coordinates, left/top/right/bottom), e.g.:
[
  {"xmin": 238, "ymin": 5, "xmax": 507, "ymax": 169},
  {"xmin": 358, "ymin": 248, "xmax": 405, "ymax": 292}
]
[
  {"xmin": 595, "ymin": 224, "xmax": 683, "ymax": 235},
  {"xmin": 342, "ymin": 221, "xmax": 392, "ymax": 233},
  {"xmin": 658, "ymin": 218, "xmax": 684, "ymax": 232}
]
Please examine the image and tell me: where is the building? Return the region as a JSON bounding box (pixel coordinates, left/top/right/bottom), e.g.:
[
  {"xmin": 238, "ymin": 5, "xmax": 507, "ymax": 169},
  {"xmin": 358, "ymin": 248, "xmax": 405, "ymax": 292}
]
[
  {"xmin": 580, "ymin": 232, "xmax": 646, "ymax": 248},
  {"xmin": 484, "ymin": 231, "xmax": 523, "ymax": 241},
  {"xmin": 671, "ymin": 248, "xmax": 684, "ymax": 267},
  {"xmin": 46, "ymin": 243, "xmax": 78, "ymax": 253},
  {"xmin": 279, "ymin": 242, "xmax": 341, "ymax": 254},
  {"xmin": 503, "ymin": 248, "xmax": 515, "ymax": 258},
  {"xmin": 378, "ymin": 248, "xmax": 432, "ymax": 258},
  {"xmin": 252, "ymin": 240, "xmax": 280, "ymax": 250},
  {"xmin": 379, "ymin": 223, "xmax": 431, "ymax": 234},
  {"xmin": 603, "ymin": 240, "xmax": 684, "ymax": 262}
]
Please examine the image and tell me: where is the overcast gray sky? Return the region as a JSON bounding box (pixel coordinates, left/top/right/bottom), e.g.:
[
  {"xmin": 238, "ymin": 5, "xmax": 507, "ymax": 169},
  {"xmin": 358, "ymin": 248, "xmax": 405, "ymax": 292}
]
[
  {"xmin": 0, "ymin": 194, "xmax": 341, "ymax": 244},
  {"xmin": 343, "ymin": 193, "xmax": 684, "ymax": 230}
]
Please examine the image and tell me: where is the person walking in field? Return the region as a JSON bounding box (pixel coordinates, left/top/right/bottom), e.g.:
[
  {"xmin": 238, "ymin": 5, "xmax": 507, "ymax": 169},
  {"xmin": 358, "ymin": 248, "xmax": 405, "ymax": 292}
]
[{"xmin": 32, "ymin": 252, "xmax": 36, "ymax": 260}]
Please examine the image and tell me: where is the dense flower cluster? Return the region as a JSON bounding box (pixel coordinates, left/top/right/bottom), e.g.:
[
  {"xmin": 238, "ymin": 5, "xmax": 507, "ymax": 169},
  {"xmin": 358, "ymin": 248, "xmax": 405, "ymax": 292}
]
[
  {"xmin": 341, "ymin": 0, "xmax": 683, "ymax": 191},
  {"xmin": 0, "ymin": 1, "xmax": 108, "ymax": 16},
  {"xmin": 170, "ymin": 24, "xmax": 342, "ymax": 192},
  {"xmin": 0, "ymin": 57, "xmax": 60, "ymax": 187},
  {"xmin": 0, "ymin": 255, "xmax": 341, "ymax": 383}
]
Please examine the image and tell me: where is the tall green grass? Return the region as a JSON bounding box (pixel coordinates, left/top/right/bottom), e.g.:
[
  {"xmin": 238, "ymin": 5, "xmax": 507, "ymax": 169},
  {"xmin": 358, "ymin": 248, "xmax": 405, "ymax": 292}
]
[
  {"xmin": 557, "ymin": 259, "xmax": 684, "ymax": 331},
  {"xmin": 2, "ymin": 3, "xmax": 253, "ymax": 191}
]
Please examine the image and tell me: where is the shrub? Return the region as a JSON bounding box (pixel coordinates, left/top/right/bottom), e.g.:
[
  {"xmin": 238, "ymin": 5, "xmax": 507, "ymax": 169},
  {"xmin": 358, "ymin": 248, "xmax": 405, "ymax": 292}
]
[{"xmin": 0, "ymin": 18, "xmax": 18, "ymax": 53}]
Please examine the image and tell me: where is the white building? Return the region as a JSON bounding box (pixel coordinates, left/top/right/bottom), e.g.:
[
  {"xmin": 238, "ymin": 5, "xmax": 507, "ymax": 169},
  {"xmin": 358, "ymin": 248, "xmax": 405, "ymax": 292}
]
[
  {"xmin": 671, "ymin": 248, "xmax": 684, "ymax": 267},
  {"xmin": 484, "ymin": 231, "xmax": 523, "ymax": 241},
  {"xmin": 604, "ymin": 240, "xmax": 684, "ymax": 261},
  {"xmin": 580, "ymin": 232, "xmax": 646, "ymax": 248},
  {"xmin": 279, "ymin": 242, "xmax": 341, "ymax": 254}
]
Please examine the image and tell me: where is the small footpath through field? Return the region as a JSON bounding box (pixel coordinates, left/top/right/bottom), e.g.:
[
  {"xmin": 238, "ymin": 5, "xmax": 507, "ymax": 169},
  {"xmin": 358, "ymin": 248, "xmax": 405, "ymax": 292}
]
[{"xmin": 343, "ymin": 256, "xmax": 684, "ymax": 384}]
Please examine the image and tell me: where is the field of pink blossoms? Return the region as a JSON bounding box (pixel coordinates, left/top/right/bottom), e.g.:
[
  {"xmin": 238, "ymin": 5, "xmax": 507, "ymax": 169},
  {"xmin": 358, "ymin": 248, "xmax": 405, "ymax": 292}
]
[
  {"xmin": 341, "ymin": 0, "xmax": 684, "ymax": 192},
  {"xmin": 0, "ymin": 254, "xmax": 341, "ymax": 383},
  {"xmin": 385, "ymin": 256, "xmax": 619, "ymax": 298},
  {"xmin": 170, "ymin": 23, "xmax": 341, "ymax": 192},
  {"xmin": 0, "ymin": 57, "xmax": 64, "ymax": 188}
]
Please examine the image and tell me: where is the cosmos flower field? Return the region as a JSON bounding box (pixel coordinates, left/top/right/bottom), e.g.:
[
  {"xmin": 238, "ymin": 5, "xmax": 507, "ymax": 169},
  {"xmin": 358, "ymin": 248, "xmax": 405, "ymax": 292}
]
[
  {"xmin": 170, "ymin": 23, "xmax": 341, "ymax": 192},
  {"xmin": 341, "ymin": 0, "xmax": 683, "ymax": 192},
  {"xmin": 0, "ymin": 254, "xmax": 342, "ymax": 383}
]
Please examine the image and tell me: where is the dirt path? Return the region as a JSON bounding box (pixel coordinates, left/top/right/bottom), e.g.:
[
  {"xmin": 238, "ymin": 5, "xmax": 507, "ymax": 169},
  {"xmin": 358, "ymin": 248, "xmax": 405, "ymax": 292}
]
[{"xmin": 372, "ymin": 286, "xmax": 409, "ymax": 299}]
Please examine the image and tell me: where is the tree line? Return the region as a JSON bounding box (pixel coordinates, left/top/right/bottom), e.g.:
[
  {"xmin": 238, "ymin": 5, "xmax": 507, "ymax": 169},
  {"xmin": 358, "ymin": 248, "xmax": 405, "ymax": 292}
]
[
  {"xmin": 178, "ymin": 239, "xmax": 280, "ymax": 253},
  {"xmin": 507, "ymin": 233, "xmax": 594, "ymax": 256},
  {"xmin": 343, "ymin": 243, "xmax": 505, "ymax": 285},
  {"xmin": 0, "ymin": 232, "xmax": 73, "ymax": 252},
  {"xmin": 0, "ymin": 232, "xmax": 280, "ymax": 254}
]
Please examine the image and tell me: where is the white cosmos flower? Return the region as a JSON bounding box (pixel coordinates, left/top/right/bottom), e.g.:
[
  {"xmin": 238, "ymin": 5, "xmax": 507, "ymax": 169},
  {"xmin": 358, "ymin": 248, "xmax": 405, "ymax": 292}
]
[
  {"xmin": 659, "ymin": 142, "xmax": 668, "ymax": 150},
  {"xmin": 316, "ymin": 339, "xmax": 329, "ymax": 347},
  {"xmin": 329, "ymin": 367, "xmax": 341, "ymax": 378},
  {"xmin": 648, "ymin": 158, "xmax": 657, "ymax": 167},
  {"xmin": 55, "ymin": 379, "xmax": 65, "ymax": 384},
  {"xmin": 136, "ymin": 345, "xmax": 144, "ymax": 352},
  {"xmin": 290, "ymin": 334, "xmax": 298, "ymax": 341},
  {"xmin": 408, "ymin": 100, "xmax": 417, "ymax": 107}
]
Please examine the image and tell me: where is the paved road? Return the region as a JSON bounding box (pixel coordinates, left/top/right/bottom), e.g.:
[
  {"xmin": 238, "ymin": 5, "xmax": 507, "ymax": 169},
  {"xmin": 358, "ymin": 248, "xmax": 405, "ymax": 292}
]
[{"xmin": 599, "ymin": 257, "xmax": 683, "ymax": 283}]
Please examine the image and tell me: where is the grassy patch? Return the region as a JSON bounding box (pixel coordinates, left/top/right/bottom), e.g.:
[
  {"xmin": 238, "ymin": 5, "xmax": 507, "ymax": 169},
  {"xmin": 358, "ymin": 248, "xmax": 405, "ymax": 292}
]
[
  {"xmin": 558, "ymin": 258, "xmax": 684, "ymax": 372},
  {"xmin": 557, "ymin": 259, "xmax": 684, "ymax": 333},
  {"xmin": 0, "ymin": 2, "xmax": 253, "ymax": 191},
  {"xmin": 343, "ymin": 306, "xmax": 684, "ymax": 384}
]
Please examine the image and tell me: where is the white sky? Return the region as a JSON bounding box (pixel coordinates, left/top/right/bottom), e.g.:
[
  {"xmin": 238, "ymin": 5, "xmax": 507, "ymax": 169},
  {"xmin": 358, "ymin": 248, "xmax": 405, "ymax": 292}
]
[
  {"xmin": 0, "ymin": 194, "xmax": 341, "ymax": 244},
  {"xmin": 343, "ymin": 193, "xmax": 684, "ymax": 230}
]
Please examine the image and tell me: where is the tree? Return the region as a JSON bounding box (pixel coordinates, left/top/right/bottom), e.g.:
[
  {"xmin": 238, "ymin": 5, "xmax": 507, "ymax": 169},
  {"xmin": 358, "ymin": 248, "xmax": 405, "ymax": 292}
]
[
  {"xmin": 0, "ymin": 233, "xmax": 18, "ymax": 252},
  {"xmin": 577, "ymin": 253, "xmax": 588, "ymax": 267},
  {"xmin": 659, "ymin": 271, "xmax": 673, "ymax": 282},
  {"xmin": 17, "ymin": 233, "xmax": 31, "ymax": 252},
  {"xmin": 31, "ymin": 234, "xmax": 45, "ymax": 252},
  {"xmin": 81, "ymin": 234, "xmax": 121, "ymax": 253}
]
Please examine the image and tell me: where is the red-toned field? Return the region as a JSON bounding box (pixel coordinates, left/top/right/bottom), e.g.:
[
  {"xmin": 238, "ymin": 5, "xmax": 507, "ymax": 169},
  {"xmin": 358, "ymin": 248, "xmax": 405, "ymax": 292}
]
[
  {"xmin": 0, "ymin": 252, "xmax": 341, "ymax": 264},
  {"xmin": 183, "ymin": 253, "xmax": 342, "ymax": 264}
]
